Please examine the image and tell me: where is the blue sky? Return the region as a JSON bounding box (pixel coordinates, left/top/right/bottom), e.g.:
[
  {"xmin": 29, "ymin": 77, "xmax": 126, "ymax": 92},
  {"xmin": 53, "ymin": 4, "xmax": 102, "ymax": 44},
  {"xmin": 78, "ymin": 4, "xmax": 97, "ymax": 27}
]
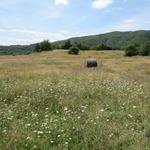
[{"xmin": 0, "ymin": 0, "xmax": 150, "ymax": 45}]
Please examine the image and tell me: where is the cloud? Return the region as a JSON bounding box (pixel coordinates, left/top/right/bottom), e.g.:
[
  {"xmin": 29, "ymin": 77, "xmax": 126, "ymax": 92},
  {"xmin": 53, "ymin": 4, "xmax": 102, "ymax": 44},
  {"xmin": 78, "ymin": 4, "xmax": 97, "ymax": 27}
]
[
  {"xmin": 92, "ymin": 0, "xmax": 113, "ymax": 9},
  {"xmin": 112, "ymin": 19, "xmax": 137, "ymax": 31},
  {"xmin": 54, "ymin": 0, "xmax": 69, "ymax": 6},
  {"xmin": 0, "ymin": 28, "xmax": 86, "ymax": 45}
]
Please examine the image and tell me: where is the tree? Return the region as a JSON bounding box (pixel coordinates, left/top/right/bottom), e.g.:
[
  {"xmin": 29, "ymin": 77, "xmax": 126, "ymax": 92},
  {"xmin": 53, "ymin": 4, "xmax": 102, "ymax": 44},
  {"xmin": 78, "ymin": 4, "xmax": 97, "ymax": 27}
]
[
  {"xmin": 34, "ymin": 43, "xmax": 41, "ymax": 52},
  {"xmin": 68, "ymin": 46, "xmax": 80, "ymax": 55},
  {"xmin": 34, "ymin": 40, "xmax": 52, "ymax": 52},
  {"xmin": 94, "ymin": 44, "xmax": 113, "ymax": 50},
  {"xmin": 125, "ymin": 45, "xmax": 138, "ymax": 56},
  {"xmin": 139, "ymin": 41, "xmax": 150, "ymax": 56},
  {"xmin": 76, "ymin": 43, "xmax": 90, "ymax": 50},
  {"xmin": 40, "ymin": 40, "xmax": 52, "ymax": 51},
  {"xmin": 62, "ymin": 40, "xmax": 72, "ymax": 49}
]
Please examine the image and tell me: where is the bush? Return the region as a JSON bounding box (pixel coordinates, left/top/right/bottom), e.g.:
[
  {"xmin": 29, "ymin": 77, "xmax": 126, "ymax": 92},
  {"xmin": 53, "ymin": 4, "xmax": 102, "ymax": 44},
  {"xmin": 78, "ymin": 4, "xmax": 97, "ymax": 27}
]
[
  {"xmin": 125, "ymin": 45, "xmax": 138, "ymax": 56},
  {"xmin": 139, "ymin": 41, "xmax": 150, "ymax": 56},
  {"xmin": 68, "ymin": 46, "xmax": 80, "ymax": 55},
  {"xmin": 25, "ymin": 51, "xmax": 31, "ymax": 55}
]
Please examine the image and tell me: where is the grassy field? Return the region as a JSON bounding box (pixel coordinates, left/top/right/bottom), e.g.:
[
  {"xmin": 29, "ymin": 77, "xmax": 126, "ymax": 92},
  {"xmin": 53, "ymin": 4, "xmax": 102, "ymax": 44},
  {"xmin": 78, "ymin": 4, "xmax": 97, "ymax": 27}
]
[{"xmin": 0, "ymin": 50, "xmax": 150, "ymax": 150}]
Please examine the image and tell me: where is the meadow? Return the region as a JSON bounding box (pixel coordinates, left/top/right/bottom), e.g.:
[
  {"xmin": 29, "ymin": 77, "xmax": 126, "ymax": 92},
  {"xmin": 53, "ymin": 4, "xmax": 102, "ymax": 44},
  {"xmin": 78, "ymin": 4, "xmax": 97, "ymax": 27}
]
[{"xmin": 0, "ymin": 50, "xmax": 150, "ymax": 150}]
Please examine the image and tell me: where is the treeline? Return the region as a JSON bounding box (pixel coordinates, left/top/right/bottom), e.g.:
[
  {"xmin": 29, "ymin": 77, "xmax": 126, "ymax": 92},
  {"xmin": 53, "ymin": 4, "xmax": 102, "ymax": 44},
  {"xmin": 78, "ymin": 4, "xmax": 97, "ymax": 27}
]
[
  {"xmin": 52, "ymin": 40, "xmax": 116, "ymax": 51},
  {"xmin": 33, "ymin": 40, "xmax": 116, "ymax": 53},
  {"xmin": 125, "ymin": 41, "xmax": 150, "ymax": 56},
  {"xmin": 34, "ymin": 39, "xmax": 150, "ymax": 57}
]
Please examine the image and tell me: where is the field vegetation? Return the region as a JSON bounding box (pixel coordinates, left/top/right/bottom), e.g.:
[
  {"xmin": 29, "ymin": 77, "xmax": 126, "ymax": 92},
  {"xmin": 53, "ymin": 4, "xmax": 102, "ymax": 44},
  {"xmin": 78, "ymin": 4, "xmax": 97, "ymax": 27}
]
[{"xmin": 0, "ymin": 50, "xmax": 150, "ymax": 150}]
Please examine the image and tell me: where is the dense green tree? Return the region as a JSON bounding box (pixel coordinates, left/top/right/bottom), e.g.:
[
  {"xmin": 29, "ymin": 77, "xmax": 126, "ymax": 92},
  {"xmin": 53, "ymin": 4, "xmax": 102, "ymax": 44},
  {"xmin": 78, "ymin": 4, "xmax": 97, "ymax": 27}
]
[
  {"xmin": 34, "ymin": 43, "xmax": 41, "ymax": 52},
  {"xmin": 94, "ymin": 44, "xmax": 113, "ymax": 50},
  {"xmin": 40, "ymin": 40, "xmax": 52, "ymax": 51},
  {"xmin": 34, "ymin": 40, "xmax": 52, "ymax": 52},
  {"xmin": 139, "ymin": 41, "xmax": 150, "ymax": 56},
  {"xmin": 125, "ymin": 45, "xmax": 138, "ymax": 56},
  {"xmin": 62, "ymin": 40, "xmax": 72, "ymax": 49},
  {"xmin": 76, "ymin": 43, "xmax": 90, "ymax": 50}
]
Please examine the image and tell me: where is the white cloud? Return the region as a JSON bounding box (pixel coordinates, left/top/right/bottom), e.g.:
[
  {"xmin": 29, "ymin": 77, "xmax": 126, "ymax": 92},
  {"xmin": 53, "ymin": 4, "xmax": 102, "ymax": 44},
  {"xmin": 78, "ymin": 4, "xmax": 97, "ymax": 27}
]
[
  {"xmin": 0, "ymin": 28, "xmax": 86, "ymax": 45},
  {"xmin": 92, "ymin": 0, "xmax": 113, "ymax": 9},
  {"xmin": 112, "ymin": 18, "xmax": 137, "ymax": 31},
  {"xmin": 54, "ymin": 0, "xmax": 69, "ymax": 6}
]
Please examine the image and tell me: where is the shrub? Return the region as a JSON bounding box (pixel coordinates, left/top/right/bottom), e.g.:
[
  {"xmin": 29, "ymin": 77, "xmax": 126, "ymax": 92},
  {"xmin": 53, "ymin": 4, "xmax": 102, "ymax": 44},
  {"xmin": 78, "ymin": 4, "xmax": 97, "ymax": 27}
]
[
  {"xmin": 125, "ymin": 45, "xmax": 138, "ymax": 56},
  {"xmin": 25, "ymin": 51, "xmax": 31, "ymax": 55},
  {"xmin": 68, "ymin": 46, "xmax": 80, "ymax": 55},
  {"xmin": 139, "ymin": 41, "xmax": 150, "ymax": 56}
]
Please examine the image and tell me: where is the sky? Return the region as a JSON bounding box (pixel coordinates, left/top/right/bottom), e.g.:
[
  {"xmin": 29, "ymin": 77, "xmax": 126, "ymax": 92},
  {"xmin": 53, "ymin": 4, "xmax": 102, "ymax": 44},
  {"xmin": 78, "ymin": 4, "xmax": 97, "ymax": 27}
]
[{"xmin": 0, "ymin": 0, "xmax": 150, "ymax": 45}]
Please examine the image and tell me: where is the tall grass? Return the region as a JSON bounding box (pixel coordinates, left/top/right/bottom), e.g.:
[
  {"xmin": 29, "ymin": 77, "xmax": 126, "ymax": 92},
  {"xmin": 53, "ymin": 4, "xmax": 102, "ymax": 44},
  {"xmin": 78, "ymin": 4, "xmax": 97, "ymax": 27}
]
[{"xmin": 0, "ymin": 74, "xmax": 149, "ymax": 150}]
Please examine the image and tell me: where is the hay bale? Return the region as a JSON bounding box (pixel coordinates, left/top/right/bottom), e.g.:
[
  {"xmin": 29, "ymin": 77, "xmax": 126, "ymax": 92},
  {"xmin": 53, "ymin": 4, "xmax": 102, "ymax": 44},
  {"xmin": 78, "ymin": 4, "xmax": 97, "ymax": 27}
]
[{"xmin": 86, "ymin": 58, "xmax": 98, "ymax": 68}]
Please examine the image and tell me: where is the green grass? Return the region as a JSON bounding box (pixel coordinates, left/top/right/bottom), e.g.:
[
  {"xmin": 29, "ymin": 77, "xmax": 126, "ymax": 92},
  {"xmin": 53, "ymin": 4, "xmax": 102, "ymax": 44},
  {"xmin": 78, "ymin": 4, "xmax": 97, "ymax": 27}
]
[
  {"xmin": 145, "ymin": 70, "xmax": 150, "ymax": 76},
  {"xmin": 0, "ymin": 51, "xmax": 150, "ymax": 150}
]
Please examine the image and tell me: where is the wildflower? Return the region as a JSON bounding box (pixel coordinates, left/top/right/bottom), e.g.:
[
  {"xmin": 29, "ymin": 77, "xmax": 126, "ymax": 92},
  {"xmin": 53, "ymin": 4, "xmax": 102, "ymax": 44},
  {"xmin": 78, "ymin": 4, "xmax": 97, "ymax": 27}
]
[
  {"xmin": 64, "ymin": 107, "xmax": 68, "ymax": 111},
  {"xmin": 50, "ymin": 140, "xmax": 54, "ymax": 143},
  {"xmin": 81, "ymin": 110, "xmax": 85, "ymax": 113},
  {"xmin": 131, "ymin": 128, "xmax": 134, "ymax": 131},
  {"xmin": 33, "ymin": 130, "xmax": 37, "ymax": 133},
  {"xmin": 65, "ymin": 142, "xmax": 68, "ymax": 146},
  {"xmin": 77, "ymin": 116, "xmax": 81, "ymax": 119},
  {"xmin": 25, "ymin": 124, "xmax": 31, "ymax": 127},
  {"xmin": 45, "ymin": 115, "xmax": 49, "ymax": 118},
  {"xmin": 69, "ymin": 137, "xmax": 72, "ymax": 140},
  {"xmin": 37, "ymin": 131, "xmax": 44, "ymax": 134},
  {"xmin": 133, "ymin": 106, "xmax": 137, "ymax": 109},
  {"xmin": 109, "ymin": 133, "xmax": 114, "ymax": 138},
  {"xmin": 32, "ymin": 113, "xmax": 38, "ymax": 117},
  {"xmin": 26, "ymin": 137, "xmax": 30, "ymax": 140},
  {"xmin": 100, "ymin": 109, "xmax": 104, "ymax": 112},
  {"xmin": 128, "ymin": 114, "xmax": 133, "ymax": 118},
  {"xmin": 3, "ymin": 130, "xmax": 6, "ymax": 133}
]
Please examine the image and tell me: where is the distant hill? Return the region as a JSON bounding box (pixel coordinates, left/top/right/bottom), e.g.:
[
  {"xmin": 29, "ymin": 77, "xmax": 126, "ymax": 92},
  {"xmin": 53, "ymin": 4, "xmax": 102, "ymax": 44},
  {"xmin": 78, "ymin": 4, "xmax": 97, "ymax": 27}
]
[
  {"xmin": 0, "ymin": 44, "xmax": 35, "ymax": 55},
  {"xmin": 0, "ymin": 30, "xmax": 150, "ymax": 55},
  {"xmin": 53, "ymin": 30, "xmax": 150, "ymax": 49}
]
